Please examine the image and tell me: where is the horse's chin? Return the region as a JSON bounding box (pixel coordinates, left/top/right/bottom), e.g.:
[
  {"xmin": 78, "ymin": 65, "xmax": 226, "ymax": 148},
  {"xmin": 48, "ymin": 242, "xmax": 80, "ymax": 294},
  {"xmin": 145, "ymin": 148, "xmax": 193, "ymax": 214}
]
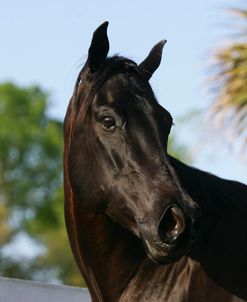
[
  {"xmin": 143, "ymin": 239, "xmax": 190, "ymax": 265},
  {"xmin": 146, "ymin": 250, "xmax": 185, "ymax": 265}
]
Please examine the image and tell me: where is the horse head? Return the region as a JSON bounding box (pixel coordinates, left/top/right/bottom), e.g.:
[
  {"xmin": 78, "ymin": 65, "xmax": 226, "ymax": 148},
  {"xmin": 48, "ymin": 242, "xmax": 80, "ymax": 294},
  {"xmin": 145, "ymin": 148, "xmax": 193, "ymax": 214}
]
[{"xmin": 65, "ymin": 22, "xmax": 200, "ymax": 264}]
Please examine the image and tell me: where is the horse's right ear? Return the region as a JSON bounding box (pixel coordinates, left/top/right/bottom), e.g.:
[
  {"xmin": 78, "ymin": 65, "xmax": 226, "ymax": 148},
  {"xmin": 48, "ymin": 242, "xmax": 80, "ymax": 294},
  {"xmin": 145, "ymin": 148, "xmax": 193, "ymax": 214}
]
[{"xmin": 87, "ymin": 22, "xmax": 109, "ymax": 73}]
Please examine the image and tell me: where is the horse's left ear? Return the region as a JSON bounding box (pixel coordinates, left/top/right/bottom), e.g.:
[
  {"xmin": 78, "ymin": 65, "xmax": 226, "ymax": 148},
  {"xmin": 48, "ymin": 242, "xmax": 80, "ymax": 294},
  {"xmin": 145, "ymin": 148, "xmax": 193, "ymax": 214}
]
[
  {"xmin": 139, "ymin": 40, "xmax": 167, "ymax": 80},
  {"xmin": 88, "ymin": 21, "xmax": 109, "ymax": 73}
]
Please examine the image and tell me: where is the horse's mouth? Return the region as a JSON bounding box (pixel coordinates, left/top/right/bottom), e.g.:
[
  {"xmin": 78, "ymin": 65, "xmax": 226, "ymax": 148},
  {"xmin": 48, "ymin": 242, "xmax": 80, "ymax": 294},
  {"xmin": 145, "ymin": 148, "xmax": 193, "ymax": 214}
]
[{"xmin": 141, "ymin": 231, "xmax": 190, "ymax": 265}]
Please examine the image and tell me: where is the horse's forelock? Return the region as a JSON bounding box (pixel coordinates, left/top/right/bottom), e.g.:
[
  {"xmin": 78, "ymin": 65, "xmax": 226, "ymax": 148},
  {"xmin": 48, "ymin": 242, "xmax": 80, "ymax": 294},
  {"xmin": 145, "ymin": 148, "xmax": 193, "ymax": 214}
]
[{"xmin": 71, "ymin": 56, "xmax": 140, "ymax": 123}]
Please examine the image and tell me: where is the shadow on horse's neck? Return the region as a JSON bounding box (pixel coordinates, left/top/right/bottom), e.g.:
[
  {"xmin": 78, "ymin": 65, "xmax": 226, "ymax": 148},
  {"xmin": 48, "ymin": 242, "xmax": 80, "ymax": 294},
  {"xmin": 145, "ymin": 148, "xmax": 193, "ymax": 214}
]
[{"xmin": 76, "ymin": 210, "xmax": 146, "ymax": 301}]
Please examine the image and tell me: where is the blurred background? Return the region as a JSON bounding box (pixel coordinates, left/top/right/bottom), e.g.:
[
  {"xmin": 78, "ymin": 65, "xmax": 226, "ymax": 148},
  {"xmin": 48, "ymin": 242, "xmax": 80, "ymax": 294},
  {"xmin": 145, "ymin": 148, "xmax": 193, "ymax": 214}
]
[{"xmin": 0, "ymin": 0, "xmax": 246, "ymax": 287}]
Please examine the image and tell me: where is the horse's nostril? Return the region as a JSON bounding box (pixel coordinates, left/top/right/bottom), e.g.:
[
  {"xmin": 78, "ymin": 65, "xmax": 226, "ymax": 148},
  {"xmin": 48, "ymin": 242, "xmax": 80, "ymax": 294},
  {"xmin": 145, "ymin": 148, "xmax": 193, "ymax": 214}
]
[{"xmin": 158, "ymin": 206, "xmax": 185, "ymax": 244}]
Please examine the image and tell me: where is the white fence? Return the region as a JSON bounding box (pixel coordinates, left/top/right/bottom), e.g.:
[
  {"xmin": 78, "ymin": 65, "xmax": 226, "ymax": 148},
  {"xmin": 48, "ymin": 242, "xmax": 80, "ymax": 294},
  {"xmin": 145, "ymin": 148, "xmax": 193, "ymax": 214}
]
[{"xmin": 0, "ymin": 277, "xmax": 91, "ymax": 302}]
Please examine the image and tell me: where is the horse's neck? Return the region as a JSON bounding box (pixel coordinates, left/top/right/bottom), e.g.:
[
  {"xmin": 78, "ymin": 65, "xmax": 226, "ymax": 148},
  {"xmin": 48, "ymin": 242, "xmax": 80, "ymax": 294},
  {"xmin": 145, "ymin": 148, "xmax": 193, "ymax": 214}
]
[
  {"xmin": 169, "ymin": 157, "xmax": 247, "ymax": 301},
  {"xmin": 170, "ymin": 156, "xmax": 247, "ymax": 256},
  {"xmin": 119, "ymin": 256, "xmax": 190, "ymax": 301},
  {"xmin": 66, "ymin": 197, "xmax": 145, "ymax": 302},
  {"xmin": 120, "ymin": 256, "xmax": 246, "ymax": 302}
]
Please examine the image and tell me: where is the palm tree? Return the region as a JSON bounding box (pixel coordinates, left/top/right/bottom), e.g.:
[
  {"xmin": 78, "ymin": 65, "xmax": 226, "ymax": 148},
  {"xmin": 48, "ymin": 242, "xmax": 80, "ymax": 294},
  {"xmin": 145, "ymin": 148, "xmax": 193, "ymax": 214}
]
[{"xmin": 209, "ymin": 8, "xmax": 247, "ymax": 154}]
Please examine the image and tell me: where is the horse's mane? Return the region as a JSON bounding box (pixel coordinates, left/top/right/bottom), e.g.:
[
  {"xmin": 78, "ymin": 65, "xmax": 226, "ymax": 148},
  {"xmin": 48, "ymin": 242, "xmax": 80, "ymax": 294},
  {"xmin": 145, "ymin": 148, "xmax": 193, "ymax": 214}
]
[
  {"xmin": 171, "ymin": 157, "xmax": 246, "ymax": 202},
  {"xmin": 170, "ymin": 156, "xmax": 247, "ymax": 222}
]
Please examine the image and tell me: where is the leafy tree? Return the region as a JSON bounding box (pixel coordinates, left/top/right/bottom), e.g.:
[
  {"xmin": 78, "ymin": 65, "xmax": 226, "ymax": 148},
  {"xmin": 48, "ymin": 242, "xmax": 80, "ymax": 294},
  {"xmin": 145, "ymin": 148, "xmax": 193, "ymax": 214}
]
[
  {"xmin": 209, "ymin": 7, "xmax": 247, "ymax": 153},
  {"xmin": 0, "ymin": 82, "xmax": 82, "ymax": 286}
]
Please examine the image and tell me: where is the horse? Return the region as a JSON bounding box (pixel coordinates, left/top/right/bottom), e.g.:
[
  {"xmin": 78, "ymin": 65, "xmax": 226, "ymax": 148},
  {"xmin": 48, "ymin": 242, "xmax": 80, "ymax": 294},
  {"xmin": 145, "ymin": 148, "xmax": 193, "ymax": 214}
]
[{"xmin": 64, "ymin": 22, "xmax": 247, "ymax": 302}]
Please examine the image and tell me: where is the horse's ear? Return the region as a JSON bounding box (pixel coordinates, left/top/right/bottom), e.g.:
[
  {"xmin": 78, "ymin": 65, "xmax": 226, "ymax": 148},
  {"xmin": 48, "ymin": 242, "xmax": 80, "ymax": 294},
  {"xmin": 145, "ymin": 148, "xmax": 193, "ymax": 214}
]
[
  {"xmin": 139, "ymin": 40, "xmax": 167, "ymax": 80},
  {"xmin": 87, "ymin": 21, "xmax": 109, "ymax": 73}
]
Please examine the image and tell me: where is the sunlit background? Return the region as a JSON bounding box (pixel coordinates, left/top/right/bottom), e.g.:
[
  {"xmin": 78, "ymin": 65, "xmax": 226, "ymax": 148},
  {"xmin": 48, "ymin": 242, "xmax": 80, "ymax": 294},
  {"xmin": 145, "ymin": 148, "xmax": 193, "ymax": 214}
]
[{"xmin": 0, "ymin": 0, "xmax": 246, "ymax": 286}]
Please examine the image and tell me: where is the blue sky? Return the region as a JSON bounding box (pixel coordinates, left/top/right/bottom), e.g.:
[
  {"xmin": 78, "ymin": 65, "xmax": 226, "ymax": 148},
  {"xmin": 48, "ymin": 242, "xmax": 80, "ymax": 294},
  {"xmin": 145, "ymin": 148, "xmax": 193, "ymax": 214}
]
[{"xmin": 1, "ymin": 0, "xmax": 246, "ymax": 183}]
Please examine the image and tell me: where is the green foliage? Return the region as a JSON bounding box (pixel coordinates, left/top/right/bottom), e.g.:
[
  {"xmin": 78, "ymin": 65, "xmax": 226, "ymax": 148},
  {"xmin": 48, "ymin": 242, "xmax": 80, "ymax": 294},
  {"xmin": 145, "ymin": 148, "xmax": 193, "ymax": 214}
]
[
  {"xmin": 0, "ymin": 203, "xmax": 12, "ymax": 245},
  {"xmin": 0, "ymin": 82, "xmax": 82, "ymax": 286},
  {"xmin": 0, "ymin": 83, "xmax": 59, "ymax": 227}
]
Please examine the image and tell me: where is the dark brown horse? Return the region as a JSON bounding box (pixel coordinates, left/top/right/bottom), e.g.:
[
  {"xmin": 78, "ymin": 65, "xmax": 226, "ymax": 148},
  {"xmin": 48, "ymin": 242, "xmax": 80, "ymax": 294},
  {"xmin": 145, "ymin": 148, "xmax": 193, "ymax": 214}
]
[{"xmin": 64, "ymin": 22, "xmax": 247, "ymax": 302}]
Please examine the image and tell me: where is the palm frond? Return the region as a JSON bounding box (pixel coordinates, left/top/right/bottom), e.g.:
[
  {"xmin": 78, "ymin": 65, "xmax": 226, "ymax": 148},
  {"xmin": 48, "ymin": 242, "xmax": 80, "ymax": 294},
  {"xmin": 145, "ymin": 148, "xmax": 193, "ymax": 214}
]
[{"xmin": 209, "ymin": 7, "xmax": 247, "ymax": 155}]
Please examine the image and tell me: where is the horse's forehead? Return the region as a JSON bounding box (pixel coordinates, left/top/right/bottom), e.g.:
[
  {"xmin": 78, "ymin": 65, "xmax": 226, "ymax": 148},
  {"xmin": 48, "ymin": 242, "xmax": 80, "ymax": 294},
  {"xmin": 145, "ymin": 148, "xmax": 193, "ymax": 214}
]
[
  {"xmin": 95, "ymin": 73, "xmax": 152, "ymax": 106},
  {"xmin": 98, "ymin": 76, "xmax": 129, "ymax": 101}
]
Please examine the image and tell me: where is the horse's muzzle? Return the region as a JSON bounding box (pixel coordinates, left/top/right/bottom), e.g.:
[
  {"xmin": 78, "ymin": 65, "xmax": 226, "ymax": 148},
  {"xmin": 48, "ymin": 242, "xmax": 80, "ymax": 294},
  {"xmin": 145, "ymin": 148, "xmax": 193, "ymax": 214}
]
[{"xmin": 138, "ymin": 204, "xmax": 191, "ymax": 264}]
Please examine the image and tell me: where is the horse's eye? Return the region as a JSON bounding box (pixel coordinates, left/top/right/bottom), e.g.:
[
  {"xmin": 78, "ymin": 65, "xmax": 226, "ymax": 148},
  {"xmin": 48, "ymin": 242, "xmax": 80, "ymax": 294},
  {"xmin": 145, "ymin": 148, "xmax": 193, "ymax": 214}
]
[{"xmin": 100, "ymin": 116, "xmax": 117, "ymax": 131}]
